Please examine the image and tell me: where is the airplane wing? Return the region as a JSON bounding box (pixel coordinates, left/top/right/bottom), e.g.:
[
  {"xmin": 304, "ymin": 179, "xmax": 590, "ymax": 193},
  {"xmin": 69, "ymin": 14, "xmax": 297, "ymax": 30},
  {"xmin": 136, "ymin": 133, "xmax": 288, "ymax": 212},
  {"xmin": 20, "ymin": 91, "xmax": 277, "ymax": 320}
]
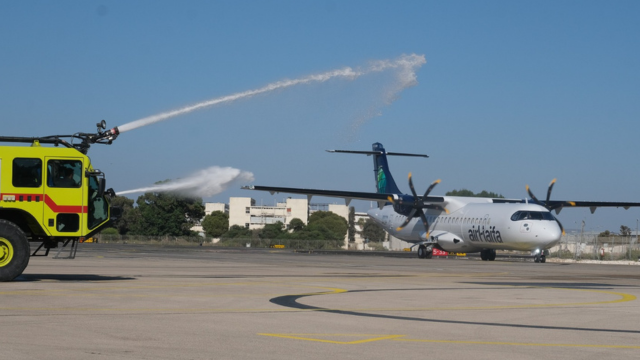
[
  {"xmin": 547, "ymin": 200, "xmax": 640, "ymax": 214},
  {"xmin": 243, "ymin": 186, "xmax": 640, "ymax": 214},
  {"xmin": 241, "ymin": 185, "xmax": 445, "ymax": 207},
  {"xmin": 492, "ymin": 198, "xmax": 640, "ymax": 214}
]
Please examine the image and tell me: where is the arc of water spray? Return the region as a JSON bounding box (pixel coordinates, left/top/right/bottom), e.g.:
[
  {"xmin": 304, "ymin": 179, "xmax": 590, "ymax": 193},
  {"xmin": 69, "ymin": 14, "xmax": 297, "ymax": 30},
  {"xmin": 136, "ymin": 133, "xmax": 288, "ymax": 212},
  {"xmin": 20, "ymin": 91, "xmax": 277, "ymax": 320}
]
[
  {"xmin": 118, "ymin": 166, "xmax": 255, "ymax": 197},
  {"xmin": 117, "ymin": 54, "xmax": 426, "ymax": 133}
]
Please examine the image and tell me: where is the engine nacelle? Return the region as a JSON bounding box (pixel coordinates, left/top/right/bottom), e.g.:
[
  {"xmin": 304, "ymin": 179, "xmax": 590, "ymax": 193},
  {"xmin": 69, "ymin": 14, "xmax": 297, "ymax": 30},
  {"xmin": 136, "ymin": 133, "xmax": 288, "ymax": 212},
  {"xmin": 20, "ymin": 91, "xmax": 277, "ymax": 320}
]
[{"xmin": 430, "ymin": 231, "xmax": 468, "ymax": 252}]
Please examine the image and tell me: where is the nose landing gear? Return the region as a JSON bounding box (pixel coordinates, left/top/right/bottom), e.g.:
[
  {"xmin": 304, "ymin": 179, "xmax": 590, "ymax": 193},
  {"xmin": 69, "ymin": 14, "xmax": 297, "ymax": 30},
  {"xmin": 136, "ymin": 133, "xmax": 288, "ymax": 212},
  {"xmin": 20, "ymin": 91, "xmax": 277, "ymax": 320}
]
[{"xmin": 533, "ymin": 249, "xmax": 548, "ymax": 263}]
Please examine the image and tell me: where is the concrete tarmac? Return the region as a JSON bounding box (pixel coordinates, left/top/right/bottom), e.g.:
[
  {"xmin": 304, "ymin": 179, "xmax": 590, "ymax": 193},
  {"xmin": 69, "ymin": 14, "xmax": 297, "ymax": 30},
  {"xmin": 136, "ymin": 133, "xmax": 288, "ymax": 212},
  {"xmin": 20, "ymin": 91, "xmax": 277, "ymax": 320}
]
[{"xmin": 2, "ymin": 244, "xmax": 639, "ymax": 360}]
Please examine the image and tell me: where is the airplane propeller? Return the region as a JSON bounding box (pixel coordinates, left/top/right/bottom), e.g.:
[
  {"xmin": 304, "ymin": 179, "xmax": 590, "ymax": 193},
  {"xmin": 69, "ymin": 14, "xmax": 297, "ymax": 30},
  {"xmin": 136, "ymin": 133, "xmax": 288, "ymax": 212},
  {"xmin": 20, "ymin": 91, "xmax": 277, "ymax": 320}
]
[
  {"xmin": 388, "ymin": 173, "xmax": 447, "ymax": 237},
  {"xmin": 526, "ymin": 178, "xmax": 575, "ymax": 236}
]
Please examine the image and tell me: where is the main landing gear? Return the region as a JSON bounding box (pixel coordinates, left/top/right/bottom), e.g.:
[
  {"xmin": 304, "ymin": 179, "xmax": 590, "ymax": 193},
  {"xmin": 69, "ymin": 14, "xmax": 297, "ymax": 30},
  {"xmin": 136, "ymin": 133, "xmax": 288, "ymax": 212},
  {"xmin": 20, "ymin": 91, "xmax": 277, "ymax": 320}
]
[
  {"xmin": 417, "ymin": 245, "xmax": 433, "ymax": 259},
  {"xmin": 480, "ymin": 249, "xmax": 496, "ymax": 261}
]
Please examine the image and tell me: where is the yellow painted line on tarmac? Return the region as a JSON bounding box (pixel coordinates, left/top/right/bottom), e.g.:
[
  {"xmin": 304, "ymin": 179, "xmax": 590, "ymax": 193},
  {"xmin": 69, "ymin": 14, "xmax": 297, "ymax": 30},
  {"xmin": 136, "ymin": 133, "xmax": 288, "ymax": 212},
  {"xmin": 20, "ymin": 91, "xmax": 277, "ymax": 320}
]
[
  {"xmin": 392, "ymin": 338, "xmax": 640, "ymax": 349},
  {"xmin": 326, "ymin": 288, "xmax": 637, "ymax": 312},
  {"xmin": 0, "ymin": 279, "xmax": 635, "ymax": 313},
  {"xmin": 258, "ymin": 333, "xmax": 405, "ymax": 344},
  {"xmin": 258, "ymin": 334, "xmax": 640, "ymax": 349}
]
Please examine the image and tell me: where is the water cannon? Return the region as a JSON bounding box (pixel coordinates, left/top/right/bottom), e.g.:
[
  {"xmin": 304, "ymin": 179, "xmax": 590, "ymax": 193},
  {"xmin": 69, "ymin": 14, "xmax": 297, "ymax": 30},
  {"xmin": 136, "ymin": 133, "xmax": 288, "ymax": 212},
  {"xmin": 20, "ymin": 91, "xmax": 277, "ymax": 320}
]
[
  {"xmin": 93, "ymin": 120, "xmax": 120, "ymax": 144},
  {"xmin": 0, "ymin": 120, "xmax": 121, "ymax": 154}
]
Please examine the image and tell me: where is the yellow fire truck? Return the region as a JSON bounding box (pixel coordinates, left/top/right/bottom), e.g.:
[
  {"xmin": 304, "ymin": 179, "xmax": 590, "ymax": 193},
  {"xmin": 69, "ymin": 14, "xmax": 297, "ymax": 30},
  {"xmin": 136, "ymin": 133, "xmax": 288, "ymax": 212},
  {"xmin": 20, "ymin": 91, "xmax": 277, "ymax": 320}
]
[{"xmin": 0, "ymin": 121, "xmax": 120, "ymax": 281}]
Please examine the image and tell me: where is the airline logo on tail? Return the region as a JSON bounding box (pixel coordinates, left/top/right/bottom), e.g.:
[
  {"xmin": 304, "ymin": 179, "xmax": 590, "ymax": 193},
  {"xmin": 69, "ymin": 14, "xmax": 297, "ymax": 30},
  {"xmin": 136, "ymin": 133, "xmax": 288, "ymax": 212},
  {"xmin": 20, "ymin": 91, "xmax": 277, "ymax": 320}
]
[{"xmin": 377, "ymin": 166, "xmax": 387, "ymax": 193}]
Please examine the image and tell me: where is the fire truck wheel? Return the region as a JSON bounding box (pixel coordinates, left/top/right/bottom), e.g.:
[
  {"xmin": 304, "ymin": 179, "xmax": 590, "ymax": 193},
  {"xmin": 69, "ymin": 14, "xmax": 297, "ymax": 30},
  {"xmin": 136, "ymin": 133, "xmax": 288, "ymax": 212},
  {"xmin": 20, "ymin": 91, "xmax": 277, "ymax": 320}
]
[{"xmin": 0, "ymin": 220, "xmax": 30, "ymax": 282}]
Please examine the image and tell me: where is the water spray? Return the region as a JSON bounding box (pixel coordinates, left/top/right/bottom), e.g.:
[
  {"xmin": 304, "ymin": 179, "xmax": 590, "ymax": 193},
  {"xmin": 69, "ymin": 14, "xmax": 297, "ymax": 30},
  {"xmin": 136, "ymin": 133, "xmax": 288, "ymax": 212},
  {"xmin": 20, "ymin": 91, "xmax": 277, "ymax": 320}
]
[
  {"xmin": 118, "ymin": 166, "xmax": 255, "ymax": 198},
  {"xmin": 116, "ymin": 54, "xmax": 426, "ymax": 133}
]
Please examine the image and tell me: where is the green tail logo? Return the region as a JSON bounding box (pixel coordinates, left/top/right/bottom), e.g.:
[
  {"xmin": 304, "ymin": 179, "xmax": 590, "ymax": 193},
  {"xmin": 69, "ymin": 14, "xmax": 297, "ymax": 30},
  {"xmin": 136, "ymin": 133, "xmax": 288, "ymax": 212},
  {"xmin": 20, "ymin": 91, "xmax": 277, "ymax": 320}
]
[{"xmin": 377, "ymin": 166, "xmax": 387, "ymax": 193}]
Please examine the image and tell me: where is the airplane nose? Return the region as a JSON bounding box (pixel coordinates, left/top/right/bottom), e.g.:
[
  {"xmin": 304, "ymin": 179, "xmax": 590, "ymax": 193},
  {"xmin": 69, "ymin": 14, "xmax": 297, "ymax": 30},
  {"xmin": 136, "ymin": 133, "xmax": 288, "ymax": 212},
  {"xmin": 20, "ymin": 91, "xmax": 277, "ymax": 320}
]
[{"xmin": 540, "ymin": 222, "xmax": 563, "ymax": 246}]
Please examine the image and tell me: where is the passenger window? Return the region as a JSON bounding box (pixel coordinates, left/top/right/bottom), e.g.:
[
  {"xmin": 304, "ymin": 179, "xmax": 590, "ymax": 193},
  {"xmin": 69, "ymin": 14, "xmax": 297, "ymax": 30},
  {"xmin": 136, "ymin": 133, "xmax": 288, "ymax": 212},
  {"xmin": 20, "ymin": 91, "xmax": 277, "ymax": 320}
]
[
  {"xmin": 47, "ymin": 160, "xmax": 82, "ymax": 188},
  {"xmin": 12, "ymin": 158, "xmax": 42, "ymax": 188}
]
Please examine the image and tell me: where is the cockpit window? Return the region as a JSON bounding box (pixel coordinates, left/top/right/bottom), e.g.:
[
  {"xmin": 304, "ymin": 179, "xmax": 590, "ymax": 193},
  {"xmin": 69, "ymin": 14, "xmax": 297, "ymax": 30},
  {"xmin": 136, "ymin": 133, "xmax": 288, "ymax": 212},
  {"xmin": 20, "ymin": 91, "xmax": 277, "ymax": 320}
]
[{"xmin": 510, "ymin": 211, "xmax": 555, "ymax": 221}]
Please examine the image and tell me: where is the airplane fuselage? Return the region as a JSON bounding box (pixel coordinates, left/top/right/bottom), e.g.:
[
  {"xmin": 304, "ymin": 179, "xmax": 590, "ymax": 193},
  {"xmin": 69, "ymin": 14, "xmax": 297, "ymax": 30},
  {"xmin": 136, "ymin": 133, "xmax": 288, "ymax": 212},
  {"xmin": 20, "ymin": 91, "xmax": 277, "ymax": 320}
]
[{"xmin": 368, "ymin": 200, "xmax": 562, "ymax": 253}]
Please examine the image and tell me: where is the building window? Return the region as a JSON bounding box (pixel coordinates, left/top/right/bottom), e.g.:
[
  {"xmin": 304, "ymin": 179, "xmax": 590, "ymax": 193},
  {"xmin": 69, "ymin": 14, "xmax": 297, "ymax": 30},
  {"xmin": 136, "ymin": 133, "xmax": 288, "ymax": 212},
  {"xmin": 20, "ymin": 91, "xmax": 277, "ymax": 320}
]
[
  {"xmin": 245, "ymin": 207, "xmax": 250, "ymax": 214},
  {"xmin": 245, "ymin": 223, "xmax": 249, "ymax": 228}
]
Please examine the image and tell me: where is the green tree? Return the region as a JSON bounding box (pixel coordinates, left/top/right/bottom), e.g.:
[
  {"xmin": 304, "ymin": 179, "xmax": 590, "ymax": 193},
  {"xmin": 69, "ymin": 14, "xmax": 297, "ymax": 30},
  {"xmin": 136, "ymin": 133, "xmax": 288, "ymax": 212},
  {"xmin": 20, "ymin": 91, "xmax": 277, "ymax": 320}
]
[
  {"xmin": 259, "ymin": 221, "xmax": 285, "ymax": 239},
  {"xmin": 100, "ymin": 227, "xmax": 119, "ymax": 235},
  {"xmin": 109, "ymin": 196, "xmax": 136, "ymax": 234},
  {"xmin": 361, "ymin": 218, "xmax": 386, "ymax": 242},
  {"xmin": 223, "ymin": 225, "xmax": 253, "ymax": 239},
  {"xmin": 288, "ymin": 218, "xmax": 305, "ymax": 232},
  {"xmin": 599, "ymin": 230, "xmax": 611, "ymax": 237},
  {"xmin": 446, "ymin": 189, "xmax": 504, "ymax": 198},
  {"xmin": 308, "ymin": 211, "xmax": 348, "ymax": 240},
  {"xmin": 348, "ymin": 206, "xmax": 356, "ymax": 242},
  {"xmin": 202, "ymin": 211, "xmax": 229, "ymax": 238},
  {"xmin": 620, "ymin": 225, "xmax": 631, "ymax": 236},
  {"xmin": 129, "ymin": 188, "xmax": 205, "ymax": 236}
]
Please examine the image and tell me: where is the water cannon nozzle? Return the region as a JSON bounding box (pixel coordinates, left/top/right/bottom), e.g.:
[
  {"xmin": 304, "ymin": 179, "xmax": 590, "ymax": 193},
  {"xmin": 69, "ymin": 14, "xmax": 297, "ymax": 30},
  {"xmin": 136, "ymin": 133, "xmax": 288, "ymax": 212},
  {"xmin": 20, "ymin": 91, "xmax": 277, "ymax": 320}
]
[
  {"xmin": 106, "ymin": 126, "xmax": 119, "ymax": 140},
  {"xmin": 94, "ymin": 126, "xmax": 119, "ymax": 143}
]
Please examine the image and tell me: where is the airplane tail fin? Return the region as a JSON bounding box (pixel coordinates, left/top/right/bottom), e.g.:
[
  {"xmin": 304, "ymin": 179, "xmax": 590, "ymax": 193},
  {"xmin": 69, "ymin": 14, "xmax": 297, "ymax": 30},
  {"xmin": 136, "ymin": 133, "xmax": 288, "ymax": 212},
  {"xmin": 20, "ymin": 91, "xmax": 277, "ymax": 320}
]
[{"xmin": 326, "ymin": 142, "xmax": 428, "ymax": 194}]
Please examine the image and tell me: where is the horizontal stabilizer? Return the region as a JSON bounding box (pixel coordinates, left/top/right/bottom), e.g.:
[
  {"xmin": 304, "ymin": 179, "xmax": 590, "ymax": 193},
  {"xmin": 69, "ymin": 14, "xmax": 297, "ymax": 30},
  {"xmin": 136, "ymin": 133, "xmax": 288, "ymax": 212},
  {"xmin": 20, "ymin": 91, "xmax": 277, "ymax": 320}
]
[{"xmin": 327, "ymin": 149, "xmax": 428, "ymax": 158}]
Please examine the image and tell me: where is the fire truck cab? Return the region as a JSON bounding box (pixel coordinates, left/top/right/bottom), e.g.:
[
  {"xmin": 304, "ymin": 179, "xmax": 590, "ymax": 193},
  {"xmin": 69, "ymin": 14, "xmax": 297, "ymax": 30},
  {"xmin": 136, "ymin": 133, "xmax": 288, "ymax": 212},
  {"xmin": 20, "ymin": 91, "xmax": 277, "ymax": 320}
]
[{"xmin": 0, "ymin": 121, "xmax": 119, "ymax": 281}]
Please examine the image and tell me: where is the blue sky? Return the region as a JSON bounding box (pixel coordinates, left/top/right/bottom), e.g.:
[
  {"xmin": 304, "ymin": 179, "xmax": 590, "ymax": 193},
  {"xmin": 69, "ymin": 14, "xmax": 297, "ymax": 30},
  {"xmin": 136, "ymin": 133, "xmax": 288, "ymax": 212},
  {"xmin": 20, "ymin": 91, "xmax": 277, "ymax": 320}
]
[{"xmin": 1, "ymin": 1, "xmax": 639, "ymax": 233}]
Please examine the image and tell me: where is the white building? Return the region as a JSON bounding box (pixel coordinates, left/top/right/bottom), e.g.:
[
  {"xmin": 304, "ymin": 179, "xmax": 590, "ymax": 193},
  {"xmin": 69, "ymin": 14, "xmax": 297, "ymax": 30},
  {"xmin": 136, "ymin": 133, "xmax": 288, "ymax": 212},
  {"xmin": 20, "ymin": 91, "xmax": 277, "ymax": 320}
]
[
  {"xmin": 192, "ymin": 202, "xmax": 228, "ymax": 234},
  {"xmin": 199, "ymin": 197, "xmax": 390, "ymax": 250},
  {"xmin": 205, "ymin": 202, "xmax": 228, "ymax": 215},
  {"xmin": 229, "ymin": 197, "xmax": 308, "ymax": 230}
]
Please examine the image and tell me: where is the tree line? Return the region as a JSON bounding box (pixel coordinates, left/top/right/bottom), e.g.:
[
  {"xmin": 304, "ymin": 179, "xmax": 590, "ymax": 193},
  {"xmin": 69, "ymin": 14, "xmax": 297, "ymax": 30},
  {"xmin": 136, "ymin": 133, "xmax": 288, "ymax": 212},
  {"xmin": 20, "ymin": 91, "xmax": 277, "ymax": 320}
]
[{"xmin": 107, "ymin": 193, "xmax": 387, "ymax": 241}]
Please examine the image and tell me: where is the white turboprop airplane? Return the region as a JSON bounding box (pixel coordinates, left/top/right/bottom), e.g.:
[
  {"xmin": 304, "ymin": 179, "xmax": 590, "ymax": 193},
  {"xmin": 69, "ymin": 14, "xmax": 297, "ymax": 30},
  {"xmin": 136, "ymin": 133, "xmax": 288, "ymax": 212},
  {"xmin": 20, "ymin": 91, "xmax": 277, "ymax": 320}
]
[{"xmin": 243, "ymin": 143, "xmax": 640, "ymax": 263}]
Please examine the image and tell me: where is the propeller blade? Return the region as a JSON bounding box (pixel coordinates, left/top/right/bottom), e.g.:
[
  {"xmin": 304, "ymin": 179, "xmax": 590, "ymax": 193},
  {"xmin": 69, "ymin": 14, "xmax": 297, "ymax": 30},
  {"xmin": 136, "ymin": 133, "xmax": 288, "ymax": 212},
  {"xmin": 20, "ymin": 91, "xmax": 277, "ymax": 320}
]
[
  {"xmin": 424, "ymin": 204, "xmax": 449, "ymax": 214},
  {"xmin": 396, "ymin": 209, "xmax": 416, "ymax": 231},
  {"xmin": 545, "ymin": 178, "xmax": 557, "ymax": 206},
  {"xmin": 387, "ymin": 196, "xmax": 395, "ymax": 204},
  {"xmin": 423, "ymin": 179, "xmax": 441, "ymax": 198},
  {"xmin": 528, "ymin": 179, "xmax": 566, "ymax": 235},
  {"xmin": 556, "ymin": 218, "xmax": 566, "ymax": 236},
  {"xmin": 526, "ymin": 184, "xmax": 541, "ymax": 205},
  {"xmin": 418, "ymin": 209, "xmax": 431, "ymax": 238},
  {"xmin": 407, "ymin": 172, "xmax": 418, "ymax": 198}
]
